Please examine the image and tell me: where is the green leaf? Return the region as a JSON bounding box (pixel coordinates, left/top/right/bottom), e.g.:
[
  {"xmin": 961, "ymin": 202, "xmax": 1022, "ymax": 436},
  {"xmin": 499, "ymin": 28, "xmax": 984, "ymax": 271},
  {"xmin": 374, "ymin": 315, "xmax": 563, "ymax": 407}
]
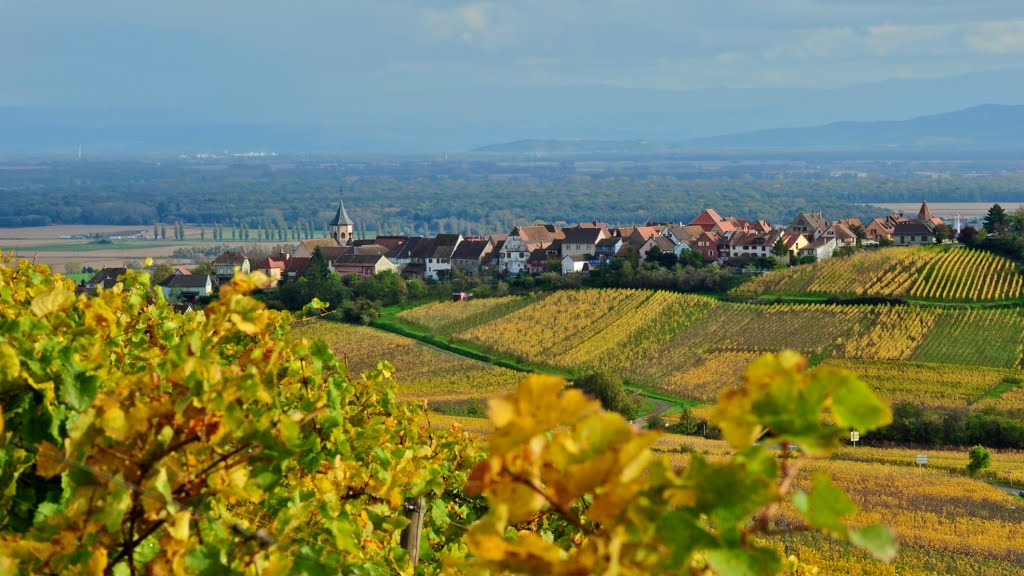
[
  {"xmin": 815, "ymin": 368, "xmax": 892, "ymax": 432},
  {"xmin": 850, "ymin": 524, "xmax": 898, "ymax": 562},
  {"xmin": 704, "ymin": 545, "xmax": 782, "ymax": 576},
  {"xmin": 792, "ymin": 472, "xmax": 858, "ymax": 536}
]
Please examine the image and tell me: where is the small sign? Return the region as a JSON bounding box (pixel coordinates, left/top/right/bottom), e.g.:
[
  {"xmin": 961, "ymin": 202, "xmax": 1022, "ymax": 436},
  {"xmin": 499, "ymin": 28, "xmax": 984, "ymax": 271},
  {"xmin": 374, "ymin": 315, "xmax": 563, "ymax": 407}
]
[
  {"xmin": 850, "ymin": 431, "xmax": 860, "ymax": 443},
  {"xmin": 916, "ymin": 454, "xmax": 928, "ymax": 466}
]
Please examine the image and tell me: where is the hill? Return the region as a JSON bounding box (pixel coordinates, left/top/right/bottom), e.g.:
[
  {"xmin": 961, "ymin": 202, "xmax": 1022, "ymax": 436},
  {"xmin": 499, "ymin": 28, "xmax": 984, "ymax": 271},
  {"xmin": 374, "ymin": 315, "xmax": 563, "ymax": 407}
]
[
  {"xmin": 731, "ymin": 245, "xmax": 1024, "ymax": 303},
  {"xmin": 392, "ymin": 289, "xmax": 1024, "ymax": 417},
  {"xmin": 685, "ymin": 104, "xmax": 1024, "ymax": 150}
]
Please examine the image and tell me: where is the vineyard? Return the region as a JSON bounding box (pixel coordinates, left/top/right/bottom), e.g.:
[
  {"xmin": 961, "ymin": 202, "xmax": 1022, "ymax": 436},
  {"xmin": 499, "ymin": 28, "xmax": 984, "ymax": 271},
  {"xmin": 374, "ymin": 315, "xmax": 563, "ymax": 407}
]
[
  {"xmin": 396, "ymin": 294, "xmax": 533, "ymax": 336},
  {"xmin": 434, "ymin": 413, "xmax": 1024, "ymax": 575},
  {"xmin": 398, "ymin": 289, "xmax": 1024, "ymax": 413},
  {"xmin": 819, "ymin": 359, "xmax": 1020, "ymax": 410},
  {"xmin": 289, "ymin": 320, "xmax": 521, "ymax": 411},
  {"xmin": 733, "ymin": 246, "xmax": 1024, "ymax": 302}
]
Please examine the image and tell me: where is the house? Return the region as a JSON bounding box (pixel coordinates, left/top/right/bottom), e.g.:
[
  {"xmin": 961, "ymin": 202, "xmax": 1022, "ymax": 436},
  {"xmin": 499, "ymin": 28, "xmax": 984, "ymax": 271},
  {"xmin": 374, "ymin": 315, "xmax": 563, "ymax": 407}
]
[
  {"xmin": 725, "ymin": 230, "xmax": 783, "ymax": 260},
  {"xmin": 451, "ymin": 239, "xmax": 493, "ymax": 275},
  {"xmin": 499, "ymin": 225, "xmax": 564, "ymax": 274},
  {"xmin": 356, "ymin": 235, "xmax": 407, "ymax": 251},
  {"xmin": 293, "ymin": 238, "xmax": 340, "ymax": 258},
  {"xmin": 639, "ymin": 235, "xmax": 678, "ymax": 263},
  {"xmin": 595, "ymin": 237, "xmax": 623, "ymax": 262},
  {"xmin": 816, "ymin": 223, "xmax": 857, "ymax": 248},
  {"xmin": 661, "ymin": 224, "xmax": 704, "ymax": 246},
  {"xmin": 798, "ymin": 237, "xmax": 837, "ymax": 261},
  {"xmin": 157, "ymin": 274, "xmax": 213, "ymax": 302},
  {"xmin": 213, "ymin": 252, "xmax": 250, "ymax": 285},
  {"xmin": 781, "ymin": 233, "xmax": 809, "ymax": 259},
  {"xmin": 561, "ymin": 254, "xmax": 591, "ymax": 275},
  {"xmin": 693, "ymin": 231, "xmax": 721, "ymax": 263},
  {"xmin": 284, "ymin": 257, "xmax": 310, "ymax": 279},
  {"xmin": 688, "ymin": 209, "xmax": 726, "ymax": 232},
  {"xmin": 527, "ymin": 249, "xmax": 553, "ymax": 275},
  {"xmin": 253, "ymin": 254, "xmax": 288, "ymax": 287},
  {"xmin": 786, "ymin": 212, "xmax": 829, "ymax": 236},
  {"xmin": 81, "ymin": 267, "xmax": 127, "ymax": 294},
  {"xmin": 627, "ymin": 226, "xmax": 661, "ymax": 250},
  {"xmin": 331, "ymin": 254, "xmax": 398, "ymax": 279},
  {"xmin": 865, "ymin": 215, "xmax": 904, "ymax": 242},
  {"xmin": 893, "ymin": 222, "xmax": 935, "ymax": 246},
  {"xmin": 419, "ymin": 234, "xmax": 463, "ymax": 280},
  {"xmin": 561, "ymin": 226, "xmax": 608, "ymax": 257}
]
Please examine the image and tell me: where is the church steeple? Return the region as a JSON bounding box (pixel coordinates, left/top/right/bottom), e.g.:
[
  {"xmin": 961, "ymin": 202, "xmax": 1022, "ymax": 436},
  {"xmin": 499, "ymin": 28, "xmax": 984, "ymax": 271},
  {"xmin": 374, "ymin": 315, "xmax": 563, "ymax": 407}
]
[{"xmin": 329, "ymin": 186, "xmax": 355, "ymax": 245}]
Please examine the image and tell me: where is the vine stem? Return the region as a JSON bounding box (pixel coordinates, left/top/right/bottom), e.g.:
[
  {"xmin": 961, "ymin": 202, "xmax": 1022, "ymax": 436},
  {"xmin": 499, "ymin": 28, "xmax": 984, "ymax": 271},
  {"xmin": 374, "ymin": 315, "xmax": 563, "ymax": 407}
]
[{"xmin": 509, "ymin": 472, "xmax": 591, "ymax": 536}]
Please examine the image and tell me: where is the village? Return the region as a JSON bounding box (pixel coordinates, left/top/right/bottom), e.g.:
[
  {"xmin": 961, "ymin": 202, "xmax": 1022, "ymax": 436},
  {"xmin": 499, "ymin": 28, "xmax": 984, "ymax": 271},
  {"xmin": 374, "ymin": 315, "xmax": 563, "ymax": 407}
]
[{"xmin": 76, "ymin": 196, "xmax": 949, "ymax": 304}]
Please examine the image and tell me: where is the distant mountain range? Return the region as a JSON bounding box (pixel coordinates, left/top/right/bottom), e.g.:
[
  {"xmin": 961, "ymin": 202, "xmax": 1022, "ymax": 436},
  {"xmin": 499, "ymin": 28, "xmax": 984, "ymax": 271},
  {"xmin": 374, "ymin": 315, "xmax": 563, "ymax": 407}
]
[
  {"xmin": 476, "ymin": 104, "xmax": 1024, "ymax": 154},
  {"xmin": 3, "ymin": 65, "xmax": 1024, "ymax": 154},
  {"xmin": 684, "ymin": 104, "xmax": 1024, "ymax": 150}
]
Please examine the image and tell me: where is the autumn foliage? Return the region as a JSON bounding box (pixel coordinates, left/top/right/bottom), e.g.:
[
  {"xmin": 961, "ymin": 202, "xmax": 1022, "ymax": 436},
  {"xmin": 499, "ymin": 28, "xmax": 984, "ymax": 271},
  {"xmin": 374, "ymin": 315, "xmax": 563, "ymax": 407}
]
[{"xmin": 0, "ymin": 256, "xmax": 896, "ymax": 574}]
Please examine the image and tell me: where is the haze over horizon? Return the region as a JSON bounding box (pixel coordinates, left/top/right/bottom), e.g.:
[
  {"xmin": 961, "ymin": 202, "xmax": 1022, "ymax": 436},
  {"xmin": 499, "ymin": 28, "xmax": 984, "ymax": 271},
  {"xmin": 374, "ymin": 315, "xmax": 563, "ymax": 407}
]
[{"xmin": 4, "ymin": 1, "xmax": 1024, "ymax": 152}]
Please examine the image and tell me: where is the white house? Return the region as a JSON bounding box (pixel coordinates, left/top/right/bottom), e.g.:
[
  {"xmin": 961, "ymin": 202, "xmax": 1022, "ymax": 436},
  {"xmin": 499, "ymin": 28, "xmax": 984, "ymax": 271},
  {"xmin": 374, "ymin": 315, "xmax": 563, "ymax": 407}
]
[
  {"xmin": 561, "ymin": 227, "xmax": 607, "ymax": 258},
  {"xmin": 798, "ymin": 237, "xmax": 837, "ymax": 261},
  {"xmin": 561, "ymin": 254, "xmax": 591, "ymax": 275},
  {"xmin": 499, "ymin": 225, "xmax": 564, "ymax": 275},
  {"xmin": 421, "ymin": 234, "xmax": 463, "ymax": 280}
]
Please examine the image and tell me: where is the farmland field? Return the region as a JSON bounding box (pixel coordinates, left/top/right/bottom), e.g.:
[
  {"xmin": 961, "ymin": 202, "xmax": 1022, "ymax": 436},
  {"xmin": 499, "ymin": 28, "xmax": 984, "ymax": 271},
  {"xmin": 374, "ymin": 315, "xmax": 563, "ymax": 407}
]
[
  {"xmin": 289, "ymin": 320, "xmax": 521, "ymax": 412},
  {"xmin": 0, "ymin": 224, "xmax": 296, "ymax": 269},
  {"xmin": 733, "ymin": 245, "xmax": 1024, "ymax": 302}
]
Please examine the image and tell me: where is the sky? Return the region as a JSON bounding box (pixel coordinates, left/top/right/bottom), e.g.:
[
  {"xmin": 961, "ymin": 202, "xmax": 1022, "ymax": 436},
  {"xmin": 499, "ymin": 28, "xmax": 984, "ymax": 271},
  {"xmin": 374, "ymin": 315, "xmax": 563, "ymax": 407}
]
[{"xmin": 3, "ymin": 0, "xmax": 1024, "ymax": 149}]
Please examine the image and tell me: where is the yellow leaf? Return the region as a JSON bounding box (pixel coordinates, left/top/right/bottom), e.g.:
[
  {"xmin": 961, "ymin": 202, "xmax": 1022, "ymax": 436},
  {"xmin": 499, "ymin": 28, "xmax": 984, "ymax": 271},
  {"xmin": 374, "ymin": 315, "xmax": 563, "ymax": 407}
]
[
  {"xmin": 86, "ymin": 547, "xmax": 108, "ymax": 576},
  {"xmin": 30, "ymin": 287, "xmax": 75, "ymax": 317},
  {"xmin": 167, "ymin": 510, "xmax": 190, "ymax": 541},
  {"xmin": 0, "ymin": 343, "xmax": 19, "ymax": 380},
  {"xmin": 101, "ymin": 405, "xmax": 128, "ymax": 441}
]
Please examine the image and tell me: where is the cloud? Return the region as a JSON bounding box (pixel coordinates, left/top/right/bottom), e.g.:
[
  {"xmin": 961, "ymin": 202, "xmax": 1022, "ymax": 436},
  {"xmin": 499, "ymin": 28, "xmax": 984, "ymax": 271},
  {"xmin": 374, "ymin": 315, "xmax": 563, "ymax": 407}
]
[
  {"xmin": 965, "ymin": 20, "xmax": 1024, "ymax": 54},
  {"xmin": 865, "ymin": 23, "xmax": 952, "ymax": 55},
  {"xmin": 423, "ymin": 3, "xmax": 496, "ymax": 43}
]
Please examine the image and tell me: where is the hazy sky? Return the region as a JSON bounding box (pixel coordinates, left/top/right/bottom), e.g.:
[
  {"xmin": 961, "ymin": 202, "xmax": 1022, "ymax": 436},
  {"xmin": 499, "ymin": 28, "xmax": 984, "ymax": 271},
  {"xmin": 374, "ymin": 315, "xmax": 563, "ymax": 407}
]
[
  {"xmin": 2, "ymin": 0, "xmax": 1024, "ymax": 152},
  {"xmin": 4, "ymin": 0, "xmax": 1023, "ymax": 120}
]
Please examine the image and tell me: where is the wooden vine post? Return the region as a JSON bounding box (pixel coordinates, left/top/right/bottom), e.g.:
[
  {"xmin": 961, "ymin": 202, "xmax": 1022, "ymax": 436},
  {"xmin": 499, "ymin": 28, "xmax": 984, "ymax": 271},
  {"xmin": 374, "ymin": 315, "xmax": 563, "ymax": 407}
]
[{"xmin": 401, "ymin": 497, "xmax": 426, "ymax": 570}]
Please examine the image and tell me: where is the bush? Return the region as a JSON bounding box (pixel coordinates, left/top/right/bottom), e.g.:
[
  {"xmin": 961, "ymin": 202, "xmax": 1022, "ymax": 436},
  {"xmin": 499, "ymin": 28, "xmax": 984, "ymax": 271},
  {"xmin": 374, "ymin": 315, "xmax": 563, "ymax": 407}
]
[
  {"xmin": 572, "ymin": 372, "xmax": 642, "ymax": 421},
  {"xmin": 967, "ymin": 445, "xmax": 992, "ymax": 476}
]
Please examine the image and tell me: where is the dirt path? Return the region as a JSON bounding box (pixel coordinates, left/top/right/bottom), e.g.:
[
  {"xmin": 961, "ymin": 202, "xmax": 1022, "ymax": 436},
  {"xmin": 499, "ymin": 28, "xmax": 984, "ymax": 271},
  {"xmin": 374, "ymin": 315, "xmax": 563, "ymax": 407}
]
[{"xmin": 633, "ymin": 398, "xmax": 672, "ymax": 428}]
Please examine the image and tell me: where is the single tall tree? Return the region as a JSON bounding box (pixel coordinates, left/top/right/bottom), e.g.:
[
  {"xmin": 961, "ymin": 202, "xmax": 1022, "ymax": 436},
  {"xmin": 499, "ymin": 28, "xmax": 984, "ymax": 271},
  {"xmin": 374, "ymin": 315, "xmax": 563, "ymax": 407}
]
[{"xmin": 983, "ymin": 204, "xmax": 1008, "ymax": 234}]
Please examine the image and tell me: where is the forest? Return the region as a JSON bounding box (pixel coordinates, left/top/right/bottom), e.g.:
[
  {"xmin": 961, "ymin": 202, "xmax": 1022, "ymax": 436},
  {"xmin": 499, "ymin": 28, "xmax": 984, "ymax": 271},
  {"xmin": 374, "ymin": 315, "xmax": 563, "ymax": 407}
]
[{"xmin": 3, "ymin": 155, "xmax": 1024, "ymax": 234}]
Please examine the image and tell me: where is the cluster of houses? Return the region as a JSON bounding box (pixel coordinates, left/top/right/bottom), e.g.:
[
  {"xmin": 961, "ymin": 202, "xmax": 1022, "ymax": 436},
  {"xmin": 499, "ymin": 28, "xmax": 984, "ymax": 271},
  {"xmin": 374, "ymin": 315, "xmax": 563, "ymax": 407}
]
[{"xmin": 80, "ymin": 197, "xmax": 945, "ymax": 302}]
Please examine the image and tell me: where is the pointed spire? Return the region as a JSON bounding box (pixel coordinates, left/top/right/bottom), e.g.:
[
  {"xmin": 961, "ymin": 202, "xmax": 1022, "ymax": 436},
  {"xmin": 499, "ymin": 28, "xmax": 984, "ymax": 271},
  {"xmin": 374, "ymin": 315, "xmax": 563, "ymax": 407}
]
[
  {"xmin": 329, "ymin": 185, "xmax": 353, "ymax": 226},
  {"xmin": 917, "ymin": 201, "xmax": 933, "ymax": 224}
]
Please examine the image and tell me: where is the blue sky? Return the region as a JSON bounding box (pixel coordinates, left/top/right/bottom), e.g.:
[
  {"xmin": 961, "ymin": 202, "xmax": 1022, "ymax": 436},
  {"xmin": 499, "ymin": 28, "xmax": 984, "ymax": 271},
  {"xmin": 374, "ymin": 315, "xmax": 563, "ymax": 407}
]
[{"xmin": 3, "ymin": 1, "xmax": 1023, "ymax": 148}]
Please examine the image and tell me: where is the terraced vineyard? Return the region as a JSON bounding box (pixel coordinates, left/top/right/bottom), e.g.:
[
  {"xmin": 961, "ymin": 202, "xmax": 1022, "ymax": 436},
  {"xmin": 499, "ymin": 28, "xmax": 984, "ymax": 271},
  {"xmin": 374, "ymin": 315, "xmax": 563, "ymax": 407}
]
[
  {"xmin": 733, "ymin": 245, "xmax": 1024, "ymax": 302},
  {"xmin": 289, "ymin": 321, "xmax": 521, "ymax": 412},
  {"xmin": 396, "ymin": 289, "xmax": 1024, "ymax": 413}
]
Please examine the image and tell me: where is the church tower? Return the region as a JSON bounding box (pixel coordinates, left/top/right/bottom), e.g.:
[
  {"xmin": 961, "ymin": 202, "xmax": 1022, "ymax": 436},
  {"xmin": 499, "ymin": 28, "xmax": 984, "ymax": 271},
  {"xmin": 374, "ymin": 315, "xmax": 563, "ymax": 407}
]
[{"xmin": 329, "ymin": 187, "xmax": 355, "ymax": 245}]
